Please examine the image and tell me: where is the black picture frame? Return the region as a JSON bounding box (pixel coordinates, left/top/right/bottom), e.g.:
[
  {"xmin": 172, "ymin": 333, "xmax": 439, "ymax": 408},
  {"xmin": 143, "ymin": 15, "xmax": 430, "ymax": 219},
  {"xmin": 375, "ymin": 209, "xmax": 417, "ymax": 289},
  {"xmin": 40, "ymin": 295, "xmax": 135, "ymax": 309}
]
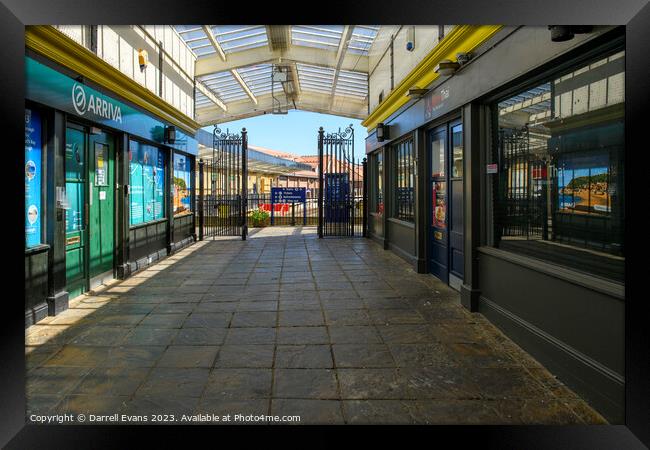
[{"xmin": 2, "ymin": 0, "xmax": 649, "ymax": 447}]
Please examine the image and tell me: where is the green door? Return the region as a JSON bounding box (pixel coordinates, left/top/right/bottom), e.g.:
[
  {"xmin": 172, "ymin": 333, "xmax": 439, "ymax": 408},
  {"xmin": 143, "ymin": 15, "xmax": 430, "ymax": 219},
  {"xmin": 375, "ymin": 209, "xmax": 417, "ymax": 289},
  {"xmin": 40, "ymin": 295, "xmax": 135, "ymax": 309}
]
[
  {"xmin": 65, "ymin": 126, "xmax": 88, "ymax": 299},
  {"xmin": 65, "ymin": 126, "xmax": 115, "ymax": 298},
  {"xmin": 88, "ymin": 132, "xmax": 115, "ymax": 283}
]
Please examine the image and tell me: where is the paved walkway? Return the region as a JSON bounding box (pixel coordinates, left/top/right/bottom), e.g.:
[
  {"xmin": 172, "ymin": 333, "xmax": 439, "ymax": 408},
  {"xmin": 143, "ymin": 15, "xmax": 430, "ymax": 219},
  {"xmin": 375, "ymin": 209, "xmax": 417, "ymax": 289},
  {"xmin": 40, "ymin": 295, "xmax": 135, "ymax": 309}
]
[{"xmin": 26, "ymin": 227, "xmax": 606, "ymax": 424}]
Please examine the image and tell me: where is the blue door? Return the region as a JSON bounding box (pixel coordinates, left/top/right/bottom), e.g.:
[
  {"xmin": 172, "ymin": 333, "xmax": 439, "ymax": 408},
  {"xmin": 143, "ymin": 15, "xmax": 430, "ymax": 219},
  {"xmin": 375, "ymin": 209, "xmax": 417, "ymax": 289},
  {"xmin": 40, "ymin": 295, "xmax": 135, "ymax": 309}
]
[{"xmin": 429, "ymin": 120, "xmax": 464, "ymax": 288}]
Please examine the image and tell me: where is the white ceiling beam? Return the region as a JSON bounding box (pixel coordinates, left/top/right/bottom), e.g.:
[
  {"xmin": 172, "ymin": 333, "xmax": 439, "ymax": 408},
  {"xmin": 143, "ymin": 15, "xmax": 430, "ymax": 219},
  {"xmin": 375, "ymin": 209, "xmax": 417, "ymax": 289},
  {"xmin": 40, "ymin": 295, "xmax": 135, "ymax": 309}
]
[
  {"xmin": 265, "ymin": 25, "xmax": 291, "ymax": 51},
  {"xmin": 329, "ymin": 25, "xmax": 355, "ymax": 110},
  {"xmin": 289, "ymin": 63, "xmax": 301, "ymax": 98},
  {"xmin": 230, "ymin": 69, "xmax": 258, "ymax": 105},
  {"xmin": 202, "ymin": 25, "xmax": 227, "ymax": 61},
  {"xmin": 195, "ymin": 80, "xmax": 227, "ymax": 111},
  {"xmin": 195, "ymin": 91, "xmax": 366, "ymax": 125},
  {"xmin": 195, "ymin": 45, "xmax": 368, "ymax": 76}
]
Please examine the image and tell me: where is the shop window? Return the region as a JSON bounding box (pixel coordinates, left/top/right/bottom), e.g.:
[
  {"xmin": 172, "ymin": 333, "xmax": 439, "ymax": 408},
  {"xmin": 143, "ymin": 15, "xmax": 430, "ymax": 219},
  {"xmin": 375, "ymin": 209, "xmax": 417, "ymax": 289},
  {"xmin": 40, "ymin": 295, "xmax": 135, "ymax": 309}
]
[
  {"xmin": 25, "ymin": 108, "xmax": 43, "ymax": 248},
  {"xmin": 393, "ymin": 137, "xmax": 415, "ymax": 223},
  {"xmin": 376, "ymin": 150, "xmax": 384, "ymax": 215},
  {"xmin": 493, "ymin": 49, "xmax": 625, "ymax": 282},
  {"xmin": 129, "ymin": 140, "xmax": 166, "ymax": 226},
  {"xmin": 369, "ymin": 150, "xmax": 384, "ymax": 216},
  {"xmin": 173, "ymin": 152, "xmax": 193, "ymax": 216}
]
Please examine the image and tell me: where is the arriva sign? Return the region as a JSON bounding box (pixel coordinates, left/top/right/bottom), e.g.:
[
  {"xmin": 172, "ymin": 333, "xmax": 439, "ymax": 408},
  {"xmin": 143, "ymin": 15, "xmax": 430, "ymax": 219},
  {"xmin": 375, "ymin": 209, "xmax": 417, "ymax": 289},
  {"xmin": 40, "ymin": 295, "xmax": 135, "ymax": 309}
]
[{"xmin": 71, "ymin": 83, "xmax": 122, "ymax": 123}]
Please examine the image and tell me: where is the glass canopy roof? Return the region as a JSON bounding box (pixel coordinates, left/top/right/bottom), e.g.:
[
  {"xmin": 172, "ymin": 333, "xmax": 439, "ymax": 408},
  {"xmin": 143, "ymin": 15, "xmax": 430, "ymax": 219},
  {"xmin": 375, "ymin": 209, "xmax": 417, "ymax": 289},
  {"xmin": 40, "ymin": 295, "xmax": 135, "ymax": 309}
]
[{"xmin": 173, "ymin": 25, "xmax": 381, "ymax": 122}]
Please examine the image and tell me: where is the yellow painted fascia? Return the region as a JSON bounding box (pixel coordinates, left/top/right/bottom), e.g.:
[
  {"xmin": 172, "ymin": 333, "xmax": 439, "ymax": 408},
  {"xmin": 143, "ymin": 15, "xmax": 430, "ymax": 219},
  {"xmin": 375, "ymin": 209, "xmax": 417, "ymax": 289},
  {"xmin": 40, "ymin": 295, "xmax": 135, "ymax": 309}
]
[
  {"xmin": 362, "ymin": 25, "xmax": 503, "ymax": 132},
  {"xmin": 25, "ymin": 25, "xmax": 201, "ymax": 135}
]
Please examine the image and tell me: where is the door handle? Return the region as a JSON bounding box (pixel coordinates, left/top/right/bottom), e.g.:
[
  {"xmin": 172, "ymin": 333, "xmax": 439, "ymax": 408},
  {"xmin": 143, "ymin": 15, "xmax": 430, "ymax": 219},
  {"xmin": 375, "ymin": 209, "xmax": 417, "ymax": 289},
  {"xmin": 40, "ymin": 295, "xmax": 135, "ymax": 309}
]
[{"xmin": 85, "ymin": 207, "xmax": 89, "ymax": 227}]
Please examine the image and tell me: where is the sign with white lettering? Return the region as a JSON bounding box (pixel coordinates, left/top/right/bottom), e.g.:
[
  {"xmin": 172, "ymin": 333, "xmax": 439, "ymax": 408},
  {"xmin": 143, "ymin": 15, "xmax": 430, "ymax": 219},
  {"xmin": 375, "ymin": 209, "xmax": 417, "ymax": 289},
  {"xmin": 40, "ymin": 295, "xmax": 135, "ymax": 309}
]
[
  {"xmin": 25, "ymin": 56, "xmax": 198, "ymax": 155},
  {"xmin": 424, "ymin": 87, "xmax": 451, "ymax": 120},
  {"xmin": 271, "ymin": 187, "xmax": 306, "ymax": 204}
]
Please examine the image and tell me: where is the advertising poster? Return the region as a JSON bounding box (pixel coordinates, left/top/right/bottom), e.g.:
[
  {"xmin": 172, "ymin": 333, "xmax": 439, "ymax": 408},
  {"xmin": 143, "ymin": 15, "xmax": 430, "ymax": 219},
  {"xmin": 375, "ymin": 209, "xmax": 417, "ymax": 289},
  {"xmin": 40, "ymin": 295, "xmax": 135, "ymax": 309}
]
[
  {"xmin": 557, "ymin": 151, "xmax": 611, "ymax": 215},
  {"xmin": 142, "ymin": 147, "xmax": 154, "ymax": 223},
  {"xmin": 65, "ymin": 182, "xmax": 84, "ymax": 233},
  {"xmin": 25, "ymin": 109, "xmax": 42, "ymax": 247},
  {"xmin": 129, "ymin": 142, "xmax": 165, "ymax": 225},
  {"xmin": 433, "ymin": 182, "xmax": 446, "ymax": 229},
  {"xmin": 129, "ymin": 141, "xmax": 144, "ymax": 225},
  {"xmin": 154, "ymin": 149, "xmax": 165, "ymax": 219},
  {"xmin": 173, "ymin": 153, "xmax": 192, "ymax": 215}
]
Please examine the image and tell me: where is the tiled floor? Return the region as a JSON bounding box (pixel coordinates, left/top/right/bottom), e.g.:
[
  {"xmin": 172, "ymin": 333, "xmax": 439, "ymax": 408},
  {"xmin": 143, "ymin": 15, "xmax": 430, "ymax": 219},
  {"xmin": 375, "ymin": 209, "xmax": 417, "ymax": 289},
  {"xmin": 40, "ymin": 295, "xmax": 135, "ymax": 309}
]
[{"xmin": 25, "ymin": 226, "xmax": 607, "ymax": 425}]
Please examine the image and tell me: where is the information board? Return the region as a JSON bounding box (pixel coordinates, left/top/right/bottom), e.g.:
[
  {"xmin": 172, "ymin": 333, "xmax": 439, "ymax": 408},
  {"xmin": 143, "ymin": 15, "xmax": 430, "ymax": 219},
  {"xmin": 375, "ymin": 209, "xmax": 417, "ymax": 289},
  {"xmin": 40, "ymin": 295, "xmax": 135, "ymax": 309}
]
[{"xmin": 271, "ymin": 187, "xmax": 306, "ymax": 204}]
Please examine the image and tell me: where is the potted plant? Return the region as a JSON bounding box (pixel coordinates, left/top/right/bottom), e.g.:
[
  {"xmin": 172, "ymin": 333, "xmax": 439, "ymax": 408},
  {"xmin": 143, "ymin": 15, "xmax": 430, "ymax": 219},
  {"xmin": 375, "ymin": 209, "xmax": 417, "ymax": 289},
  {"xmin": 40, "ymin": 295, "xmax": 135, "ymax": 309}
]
[{"xmin": 249, "ymin": 208, "xmax": 270, "ymax": 227}]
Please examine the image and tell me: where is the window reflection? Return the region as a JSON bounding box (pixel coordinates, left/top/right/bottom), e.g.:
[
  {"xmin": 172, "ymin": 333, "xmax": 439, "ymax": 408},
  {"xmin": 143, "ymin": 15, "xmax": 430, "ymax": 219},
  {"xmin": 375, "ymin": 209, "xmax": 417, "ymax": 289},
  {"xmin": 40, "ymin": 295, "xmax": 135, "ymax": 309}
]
[
  {"xmin": 452, "ymin": 124, "xmax": 463, "ymax": 178},
  {"xmin": 494, "ymin": 50, "xmax": 625, "ymax": 282},
  {"xmin": 394, "ymin": 138, "xmax": 415, "ymax": 223}
]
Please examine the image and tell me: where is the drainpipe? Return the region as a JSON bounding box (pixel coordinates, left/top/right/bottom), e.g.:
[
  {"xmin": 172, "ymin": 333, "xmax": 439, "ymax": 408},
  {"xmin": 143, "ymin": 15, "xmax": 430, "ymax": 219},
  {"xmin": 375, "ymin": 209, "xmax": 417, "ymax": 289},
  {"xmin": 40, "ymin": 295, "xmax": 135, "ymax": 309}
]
[
  {"xmin": 158, "ymin": 40, "xmax": 163, "ymax": 97},
  {"xmin": 390, "ymin": 35, "xmax": 394, "ymax": 90}
]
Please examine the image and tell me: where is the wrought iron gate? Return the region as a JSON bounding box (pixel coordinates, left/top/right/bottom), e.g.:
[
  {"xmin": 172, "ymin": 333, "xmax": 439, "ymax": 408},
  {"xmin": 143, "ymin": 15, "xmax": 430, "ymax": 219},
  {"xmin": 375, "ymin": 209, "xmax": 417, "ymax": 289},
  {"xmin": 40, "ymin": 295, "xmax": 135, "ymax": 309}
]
[
  {"xmin": 197, "ymin": 127, "xmax": 248, "ymax": 240},
  {"xmin": 317, "ymin": 125, "xmax": 366, "ymax": 237},
  {"xmin": 496, "ymin": 127, "xmax": 548, "ymax": 241}
]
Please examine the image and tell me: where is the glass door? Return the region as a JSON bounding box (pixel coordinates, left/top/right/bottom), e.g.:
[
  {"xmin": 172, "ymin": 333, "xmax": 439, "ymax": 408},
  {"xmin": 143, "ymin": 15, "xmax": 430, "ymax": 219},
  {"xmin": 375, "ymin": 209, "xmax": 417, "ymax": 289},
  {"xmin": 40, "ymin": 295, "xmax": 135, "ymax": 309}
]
[
  {"xmin": 448, "ymin": 122, "xmax": 464, "ymax": 289},
  {"xmin": 428, "ymin": 120, "xmax": 464, "ymax": 289},
  {"xmin": 429, "ymin": 126, "xmax": 448, "ymax": 283}
]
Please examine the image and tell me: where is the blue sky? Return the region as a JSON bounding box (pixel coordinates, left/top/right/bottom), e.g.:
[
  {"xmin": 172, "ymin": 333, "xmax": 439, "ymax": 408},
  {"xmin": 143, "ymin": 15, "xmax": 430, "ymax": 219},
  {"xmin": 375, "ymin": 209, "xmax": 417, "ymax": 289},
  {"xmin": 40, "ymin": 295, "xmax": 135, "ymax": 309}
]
[{"xmin": 202, "ymin": 110, "xmax": 366, "ymax": 157}]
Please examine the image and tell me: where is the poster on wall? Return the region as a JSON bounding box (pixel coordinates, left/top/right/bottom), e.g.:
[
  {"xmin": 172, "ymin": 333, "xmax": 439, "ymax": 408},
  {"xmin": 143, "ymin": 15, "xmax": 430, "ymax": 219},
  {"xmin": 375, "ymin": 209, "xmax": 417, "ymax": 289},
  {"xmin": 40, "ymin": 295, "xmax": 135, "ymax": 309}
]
[
  {"xmin": 173, "ymin": 153, "xmax": 192, "ymax": 215},
  {"xmin": 25, "ymin": 109, "xmax": 42, "ymax": 247},
  {"xmin": 129, "ymin": 141, "xmax": 144, "ymax": 225}
]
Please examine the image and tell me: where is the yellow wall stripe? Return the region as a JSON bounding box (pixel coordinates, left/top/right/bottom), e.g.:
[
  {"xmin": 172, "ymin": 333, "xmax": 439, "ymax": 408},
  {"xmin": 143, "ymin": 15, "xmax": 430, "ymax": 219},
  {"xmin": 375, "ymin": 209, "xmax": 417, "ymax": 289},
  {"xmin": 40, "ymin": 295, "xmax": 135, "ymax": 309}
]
[
  {"xmin": 362, "ymin": 25, "xmax": 503, "ymax": 131},
  {"xmin": 25, "ymin": 25, "xmax": 202, "ymax": 135}
]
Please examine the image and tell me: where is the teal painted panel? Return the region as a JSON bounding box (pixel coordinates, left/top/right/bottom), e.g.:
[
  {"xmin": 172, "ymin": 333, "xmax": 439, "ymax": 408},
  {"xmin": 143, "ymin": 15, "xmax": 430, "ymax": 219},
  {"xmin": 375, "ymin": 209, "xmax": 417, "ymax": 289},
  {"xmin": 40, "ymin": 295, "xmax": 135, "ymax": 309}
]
[{"xmin": 25, "ymin": 56, "xmax": 198, "ymax": 155}]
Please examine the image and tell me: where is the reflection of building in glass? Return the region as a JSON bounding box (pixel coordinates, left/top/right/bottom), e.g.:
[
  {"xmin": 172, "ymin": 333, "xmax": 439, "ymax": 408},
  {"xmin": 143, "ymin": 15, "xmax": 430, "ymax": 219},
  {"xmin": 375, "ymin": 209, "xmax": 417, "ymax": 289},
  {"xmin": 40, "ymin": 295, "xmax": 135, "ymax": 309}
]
[{"xmin": 496, "ymin": 50, "xmax": 625, "ymax": 274}]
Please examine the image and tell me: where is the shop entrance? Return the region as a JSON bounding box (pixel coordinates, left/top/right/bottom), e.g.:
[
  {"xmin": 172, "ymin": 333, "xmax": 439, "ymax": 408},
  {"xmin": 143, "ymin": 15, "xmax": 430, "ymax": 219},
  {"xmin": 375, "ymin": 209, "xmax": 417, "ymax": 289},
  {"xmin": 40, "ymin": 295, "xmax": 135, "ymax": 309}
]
[
  {"xmin": 65, "ymin": 124, "xmax": 115, "ymax": 298},
  {"xmin": 429, "ymin": 119, "xmax": 464, "ymax": 289}
]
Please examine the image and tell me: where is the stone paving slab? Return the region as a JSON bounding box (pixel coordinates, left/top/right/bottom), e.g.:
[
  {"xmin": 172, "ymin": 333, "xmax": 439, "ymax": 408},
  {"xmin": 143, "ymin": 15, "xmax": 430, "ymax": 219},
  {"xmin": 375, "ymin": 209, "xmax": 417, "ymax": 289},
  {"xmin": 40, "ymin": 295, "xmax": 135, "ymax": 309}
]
[{"xmin": 24, "ymin": 226, "xmax": 607, "ymax": 425}]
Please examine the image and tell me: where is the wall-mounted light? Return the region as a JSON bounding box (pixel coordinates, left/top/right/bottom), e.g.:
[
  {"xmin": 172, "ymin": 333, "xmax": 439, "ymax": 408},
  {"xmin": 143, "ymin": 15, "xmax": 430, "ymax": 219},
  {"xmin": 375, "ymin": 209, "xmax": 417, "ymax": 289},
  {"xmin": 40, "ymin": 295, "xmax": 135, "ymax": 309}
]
[
  {"xmin": 164, "ymin": 125, "xmax": 176, "ymax": 144},
  {"xmin": 548, "ymin": 26, "xmax": 594, "ymax": 42},
  {"xmin": 138, "ymin": 49, "xmax": 149, "ymax": 71},
  {"xmin": 434, "ymin": 59, "xmax": 460, "ymax": 76},
  {"xmin": 456, "ymin": 52, "xmax": 472, "ymax": 66},
  {"xmin": 376, "ymin": 123, "xmax": 389, "ymax": 142},
  {"xmin": 407, "ymin": 88, "xmax": 429, "ymax": 99}
]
